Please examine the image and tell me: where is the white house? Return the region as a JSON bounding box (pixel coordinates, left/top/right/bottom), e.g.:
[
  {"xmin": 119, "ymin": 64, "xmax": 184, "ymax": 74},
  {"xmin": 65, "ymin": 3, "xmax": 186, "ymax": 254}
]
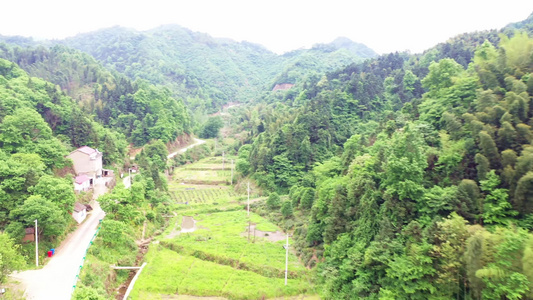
[
  {"xmin": 74, "ymin": 174, "xmax": 91, "ymax": 192},
  {"xmin": 72, "ymin": 202, "xmax": 87, "ymax": 224},
  {"xmin": 67, "ymin": 146, "xmax": 103, "ymax": 182}
]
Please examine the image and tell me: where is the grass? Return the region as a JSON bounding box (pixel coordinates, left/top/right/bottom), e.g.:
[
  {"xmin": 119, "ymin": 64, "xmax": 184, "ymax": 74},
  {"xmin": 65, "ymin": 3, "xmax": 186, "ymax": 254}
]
[
  {"xmin": 131, "ymin": 154, "xmax": 317, "ymax": 299},
  {"xmin": 160, "ymin": 210, "xmax": 306, "ymax": 277},
  {"xmin": 173, "ymin": 169, "xmax": 232, "ymax": 184},
  {"xmin": 169, "ymin": 188, "xmax": 237, "ymax": 205},
  {"xmin": 130, "ymin": 246, "xmax": 311, "ymax": 300}
]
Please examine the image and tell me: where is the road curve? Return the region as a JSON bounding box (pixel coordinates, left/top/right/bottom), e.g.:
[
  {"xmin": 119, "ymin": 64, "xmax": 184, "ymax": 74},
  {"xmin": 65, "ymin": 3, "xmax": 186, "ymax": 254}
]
[
  {"xmin": 11, "ymin": 179, "xmax": 108, "ymax": 300},
  {"xmin": 167, "ymin": 137, "xmax": 206, "ymax": 159}
]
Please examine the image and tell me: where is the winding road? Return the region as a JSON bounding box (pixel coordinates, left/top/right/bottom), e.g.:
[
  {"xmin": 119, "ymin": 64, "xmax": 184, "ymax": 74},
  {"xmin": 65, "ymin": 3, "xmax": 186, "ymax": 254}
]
[
  {"xmin": 167, "ymin": 137, "xmax": 206, "ymax": 159},
  {"xmin": 11, "ymin": 138, "xmax": 206, "ymax": 299},
  {"xmin": 11, "ymin": 178, "xmax": 109, "ymax": 300}
]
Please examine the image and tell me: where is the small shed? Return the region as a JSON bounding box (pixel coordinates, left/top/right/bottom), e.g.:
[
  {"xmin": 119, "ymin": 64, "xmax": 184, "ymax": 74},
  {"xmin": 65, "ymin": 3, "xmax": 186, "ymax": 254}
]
[
  {"xmin": 22, "ymin": 227, "xmax": 35, "ymax": 243},
  {"xmin": 72, "ymin": 202, "xmax": 87, "ymax": 224},
  {"xmin": 74, "ymin": 174, "xmax": 91, "ymax": 192}
]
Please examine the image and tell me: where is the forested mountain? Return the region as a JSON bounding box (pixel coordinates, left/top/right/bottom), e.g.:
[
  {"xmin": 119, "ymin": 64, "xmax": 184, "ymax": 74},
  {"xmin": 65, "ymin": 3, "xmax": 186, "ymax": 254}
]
[
  {"xmin": 57, "ymin": 26, "xmax": 376, "ymax": 112},
  {"xmin": 0, "ymin": 43, "xmax": 190, "ymax": 146},
  {"xmin": 232, "ymin": 13, "xmax": 533, "ymax": 299},
  {"xmin": 0, "ymin": 25, "xmax": 376, "ymax": 114}
]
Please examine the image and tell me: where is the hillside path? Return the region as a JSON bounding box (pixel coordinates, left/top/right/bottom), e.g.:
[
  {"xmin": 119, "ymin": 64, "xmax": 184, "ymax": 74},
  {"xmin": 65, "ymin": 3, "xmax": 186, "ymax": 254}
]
[
  {"xmin": 167, "ymin": 138, "xmax": 205, "ymax": 159},
  {"xmin": 10, "ymin": 177, "xmax": 109, "ymax": 300}
]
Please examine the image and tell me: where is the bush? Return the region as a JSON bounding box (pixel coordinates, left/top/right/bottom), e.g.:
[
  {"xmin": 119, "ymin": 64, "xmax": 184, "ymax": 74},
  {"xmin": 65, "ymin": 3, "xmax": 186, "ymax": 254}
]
[
  {"xmin": 266, "ymin": 192, "xmax": 281, "ymax": 209},
  {"xmin": 281, "ymin": 200, "xmax": 293, "ymax": 218}
]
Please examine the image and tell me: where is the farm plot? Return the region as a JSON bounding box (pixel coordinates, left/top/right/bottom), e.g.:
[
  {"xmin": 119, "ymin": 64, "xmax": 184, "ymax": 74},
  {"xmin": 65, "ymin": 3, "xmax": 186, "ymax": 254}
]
[
  {"xmin": 173, "ymin": 169, "xmax": 232, "ymax": 185},
  {"xmin": 129, "ymin": 246, "xmax": 311, "ymax": 300},
  {"xmin": 160, "ymin": 210, "xmax": 307, "ymax": 278},
  {"xmin": 169, "ymin": 188, "xmax": 238, "ymax": 205},
  {"xmin": 132, "ymin": 155, "xmax": 315, "ymax": 299}
]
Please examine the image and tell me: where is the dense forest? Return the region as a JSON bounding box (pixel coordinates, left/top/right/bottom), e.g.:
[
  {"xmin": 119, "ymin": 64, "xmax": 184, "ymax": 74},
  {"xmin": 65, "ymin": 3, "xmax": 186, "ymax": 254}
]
[
  {"xmin": 232, "ymin": 16, "xmax": 533, "ymax": 299},
  {"xmin": 0, "ymin": 10, "xmax": 533, "ymax": 300}
]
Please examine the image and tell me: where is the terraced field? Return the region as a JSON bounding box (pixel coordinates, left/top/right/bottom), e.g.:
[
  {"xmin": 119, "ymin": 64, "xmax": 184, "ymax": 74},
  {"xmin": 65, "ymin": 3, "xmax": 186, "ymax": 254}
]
[{"xmin": 131, "ymin": 155, "xmax": 317, "ymax": 299}]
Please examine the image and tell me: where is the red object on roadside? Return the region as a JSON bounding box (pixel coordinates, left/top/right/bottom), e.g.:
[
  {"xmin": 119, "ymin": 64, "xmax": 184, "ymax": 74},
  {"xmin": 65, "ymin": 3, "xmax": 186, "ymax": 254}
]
[{"xmin": 47, "ymin": 251, "xmax": 52, "ymax": 258}]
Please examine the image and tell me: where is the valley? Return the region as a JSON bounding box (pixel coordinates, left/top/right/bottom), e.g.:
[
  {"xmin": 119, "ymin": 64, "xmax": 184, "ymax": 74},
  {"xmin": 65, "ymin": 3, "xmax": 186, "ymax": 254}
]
[
  {"xmin": 128, "ymin": 155, "xmax": 317, "ymax": 299},
  {"xmin": 0, "ymin": 9, "xmax": 533, "ymax": 300}
]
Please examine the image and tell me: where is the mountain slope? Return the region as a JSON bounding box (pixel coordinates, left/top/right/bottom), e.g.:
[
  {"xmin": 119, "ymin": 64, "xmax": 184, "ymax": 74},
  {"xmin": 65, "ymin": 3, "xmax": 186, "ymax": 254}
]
[{"xmin": 56, "ymin": 26, "xmax": 376, "ymax": 111}]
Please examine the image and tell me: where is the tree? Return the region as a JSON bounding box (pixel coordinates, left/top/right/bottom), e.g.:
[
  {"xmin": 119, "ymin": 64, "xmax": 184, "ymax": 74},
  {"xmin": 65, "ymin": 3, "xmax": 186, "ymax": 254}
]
[
  {"xmin": 432, "ymin": 214, "xmax": 471, "ymax": 297},
  {"xmin": 514, "ymin": 172, "xmax": 533, "ymax": 216},
  {"xmin": 29, "ymin": 175, "xmax": 75, "ymax": 214},
  {"xmin": 280, "ymin": 200, "xmax": 293, "ymax": 218},
  {"xmin": 456, "ymin": 179, "xmax": 481, "ymax": 218},
  {"xmin": 266, "ymin": 192, "xmax": 281, "ymax": 209},
  {"xmin": 0, "ymin": 107, "xmax": 53, "ymax": 152},
  {"xmin": 422, "ymin": 58, "xmax": 464, "ymax": 92},
  {"xmin": 98, "ymin": 219, "xmax": 135, "ymax": 249},
  {"xmin": 475, "ymin": 153, "xmax": 490, "ymax": 182},
  {"xmin": 380, "ymin": 242, "xmax": 436, "ymax": 299},
  {"xmin": 480, "ymin": 170, "xmax": 518, "ymax": 225},
  {"xmin": 475, "ymin": 227, "xmax": 530, "ymax": 300},
  {"xmin": 0, "ymin": 232, "xmax": 25, "ymax": 283},
  {"xmin": 479, "ymin": 131, "xmax": 500, "ymax": 169},
  {"xmin": 11, "ymin": 195, "xmax": 68, "ymax": 238},
  {"xmin": 200, "ymin": 116, "xmax": 223, "ymax": 138},
  {"xmin": 497, "ymin": 122, "xmax": 517, "ymax": 150},
  {"xmin": 141, "ymin": 139, "xmax": 168, "ymax": 172}
]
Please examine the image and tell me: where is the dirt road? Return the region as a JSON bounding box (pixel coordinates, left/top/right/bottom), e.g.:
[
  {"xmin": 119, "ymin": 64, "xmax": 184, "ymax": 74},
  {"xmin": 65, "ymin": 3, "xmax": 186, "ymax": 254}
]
[
  {"xmin": 11, "ymin": 178, "xmax": 109, "ymax": 300},
  {"xmin": 167, "ymin": 138, "xmax": 205, "ymax": 159}
]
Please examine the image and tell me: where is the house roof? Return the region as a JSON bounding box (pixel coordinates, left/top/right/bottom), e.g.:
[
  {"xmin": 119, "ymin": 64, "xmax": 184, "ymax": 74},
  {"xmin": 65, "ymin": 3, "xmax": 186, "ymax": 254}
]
[
  {"xmin": 77, "ymin": 146, "xmax": 97, "ymax": 155},
  {"xmin": 74, "ymin": 202, "xmax": 86, "ymax": 213},
  {"xmin": 75, "ymin": 174, "xmax": 90, "ymax": 184},
  {"xmin": 25, "ymin": 227, "xmax": 35, "ymax": 234}
]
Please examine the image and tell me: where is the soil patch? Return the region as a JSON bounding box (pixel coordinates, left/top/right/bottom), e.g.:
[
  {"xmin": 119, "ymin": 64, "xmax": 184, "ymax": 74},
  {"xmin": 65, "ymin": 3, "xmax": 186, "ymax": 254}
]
[
  {"xmin": 181, "ymin": 216, "xmax": 196, "ymax": 233},
  {"xmin": 242, "ymin": 224, "xmax": 286, "ymax": 242},
  {"xmin": 166, "ymin": 216, "xmax": 208, "ymax": 239}
]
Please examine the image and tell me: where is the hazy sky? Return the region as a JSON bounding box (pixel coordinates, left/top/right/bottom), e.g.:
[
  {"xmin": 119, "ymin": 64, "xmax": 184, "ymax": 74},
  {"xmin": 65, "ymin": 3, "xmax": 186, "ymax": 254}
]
[{"xmin": 2, "ymin": 0, "xmax": 533, "ymax": 54}]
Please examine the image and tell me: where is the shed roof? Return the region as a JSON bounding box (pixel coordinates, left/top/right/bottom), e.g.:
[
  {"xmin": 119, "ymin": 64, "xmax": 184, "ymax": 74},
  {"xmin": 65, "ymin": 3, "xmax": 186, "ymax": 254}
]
[
  {"xmin": 74, "ymin": 202, "xmax": 86, "ymax": 213},
  {"xmin": 75, "ymin": 174, "xmax": 90, "ymax": 184}
]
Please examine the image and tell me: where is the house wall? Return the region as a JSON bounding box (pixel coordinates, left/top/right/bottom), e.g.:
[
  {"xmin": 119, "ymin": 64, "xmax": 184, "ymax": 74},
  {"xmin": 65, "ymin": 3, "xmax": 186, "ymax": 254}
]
[
  {"xmin": 74, "ymin": 180, "xmax": 90, "ymax": 192},
  {"xmin": 73, "ymin": 209, "xmax": 87, "ymax": 224},
  {"xmin": 22, "ymin": 233, "xmax": 35, "ymax": 243},
  {"xmin": 68, "ymin": 151, "xmax": 102, "ymax": 177}
]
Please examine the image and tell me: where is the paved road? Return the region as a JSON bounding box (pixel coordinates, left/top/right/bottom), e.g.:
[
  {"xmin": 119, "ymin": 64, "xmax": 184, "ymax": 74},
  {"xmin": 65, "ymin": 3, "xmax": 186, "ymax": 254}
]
[
  {"xmin": 123, "ymin": 173, "xmax": 135, "ymax": 189},
  {"xmin": 11, "ymin": 139, "xmax": 206, "ymax": 298},
  {"xmin": 11, "ymin": 178, "xmax": 109, "ymax": 300},
  {"xmin": 167, "ymin": 138, "xmax": 206, "ymax": 159}
]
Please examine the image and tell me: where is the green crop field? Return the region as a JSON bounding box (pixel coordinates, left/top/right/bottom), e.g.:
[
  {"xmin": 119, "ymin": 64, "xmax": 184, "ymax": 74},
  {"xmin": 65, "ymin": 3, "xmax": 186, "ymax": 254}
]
[
  {"xmin": 132, "ymin": 154, "xmax": 317, "ymax": 299},
  {"xmin": 173, "ymin": 169, "xmax": 232, "ymax": 184},
  {"xmin": 161, "ymin": 210, "xmax": 307, "ymax": 277},
  {"xmin": 169, "ymin": 188, "xmax": 239, "ymax": 205},
  {"xmin": 130, "ymin": 246, "xmax": 311, "ymax": 300}
]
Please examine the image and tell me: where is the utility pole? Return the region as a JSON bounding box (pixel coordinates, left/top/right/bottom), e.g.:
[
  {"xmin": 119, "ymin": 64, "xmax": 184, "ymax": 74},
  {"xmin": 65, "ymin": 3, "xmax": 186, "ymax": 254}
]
[
  {"xmin": 284, "ymin": 233, "xmax": 289, "ymax": 286},
  {"xmin": 230, "ymin": 159, "xmax": 234, "ymax": 185},
  {"xmin": 35, "ymin": 219, "xmax": 38, "ymax": 267},
  {"xmin": 247, "ymin": 181, "xmax": 250, "ymax": 217}
]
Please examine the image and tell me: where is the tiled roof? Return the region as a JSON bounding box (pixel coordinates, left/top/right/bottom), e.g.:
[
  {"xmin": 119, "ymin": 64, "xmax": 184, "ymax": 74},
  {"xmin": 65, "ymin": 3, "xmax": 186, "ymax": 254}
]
[
  {"xmin": 75, "ymin": 174, "xmax": 90, "ymax": 184},
  {"xmin": 77, "ymin": 146, "xmax": 97, "ymax": 155},
  {"xmin": 74, "ymin": 202, "xmax": 86, "ymax": 212}
]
